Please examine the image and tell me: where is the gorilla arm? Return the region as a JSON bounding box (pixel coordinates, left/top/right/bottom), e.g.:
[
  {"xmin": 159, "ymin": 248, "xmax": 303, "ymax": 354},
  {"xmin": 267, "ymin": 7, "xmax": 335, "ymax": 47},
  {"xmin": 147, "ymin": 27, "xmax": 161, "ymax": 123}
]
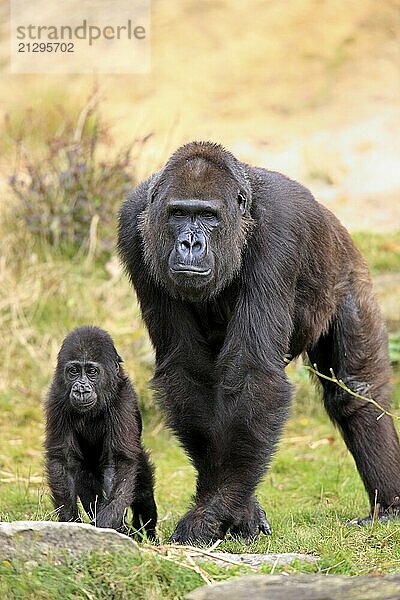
[
  {"xmin": 95, "ymin": 383, "xmax": 140, "ymax": 529},
  {"xmin": 95, "ymin": 458, "xmax": 137, "ymax": 529},
  {"xmin": 45, "ymin": 420, "xmax": 81, "ymax": 523}
]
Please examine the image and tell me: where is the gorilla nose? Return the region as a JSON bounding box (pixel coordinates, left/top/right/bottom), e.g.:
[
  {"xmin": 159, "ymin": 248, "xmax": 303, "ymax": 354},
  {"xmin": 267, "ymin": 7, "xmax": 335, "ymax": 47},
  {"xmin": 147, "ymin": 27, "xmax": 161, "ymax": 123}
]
[
  {"xmin": 76, "ymin": 382, "xmax": 92, "ymax": 397},
  {"xmin": 176, "ymin": 232, "xmax": 206, "ymax": 260}
]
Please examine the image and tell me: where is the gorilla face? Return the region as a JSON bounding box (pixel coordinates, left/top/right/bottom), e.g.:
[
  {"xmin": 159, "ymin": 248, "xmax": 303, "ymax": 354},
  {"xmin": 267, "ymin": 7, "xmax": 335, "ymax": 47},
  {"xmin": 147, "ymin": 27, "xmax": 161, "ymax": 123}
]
[
  {"xmin": 65, "ymin": 360, "xmax": 101, "ymax": 413},
  {"xmin": 56, "ymin": 326, "xmax": 121, "ymax": 415},
  {"xmin": 138, "ymin": 145, "xmax": 254, "ymax": 301},
  {"xmin": 167, "ymin": 199, "xmax": 219, "ymax": 286}
]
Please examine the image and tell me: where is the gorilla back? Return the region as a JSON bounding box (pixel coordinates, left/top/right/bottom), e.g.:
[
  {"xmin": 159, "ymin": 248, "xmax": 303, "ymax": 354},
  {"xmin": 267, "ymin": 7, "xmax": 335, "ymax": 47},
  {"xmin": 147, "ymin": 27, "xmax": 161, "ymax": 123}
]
[{"xmin": 118, "ymin": 141, "xmax": 400, "ymax": 544}]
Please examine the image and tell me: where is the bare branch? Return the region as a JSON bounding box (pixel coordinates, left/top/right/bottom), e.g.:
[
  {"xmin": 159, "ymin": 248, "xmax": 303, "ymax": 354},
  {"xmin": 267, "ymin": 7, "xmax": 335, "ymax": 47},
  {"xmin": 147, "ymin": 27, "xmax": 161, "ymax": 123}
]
[{"xmin": 304, "ymin": 363, "xmax": 397, "ymax": 420}]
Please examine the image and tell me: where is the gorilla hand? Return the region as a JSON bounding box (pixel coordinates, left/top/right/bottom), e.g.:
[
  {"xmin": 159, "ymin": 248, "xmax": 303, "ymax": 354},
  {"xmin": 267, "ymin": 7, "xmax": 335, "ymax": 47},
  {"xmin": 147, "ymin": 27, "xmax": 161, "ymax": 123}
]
[{"xmin": 230, "ymin": 497, "xmax": 271, "ymax": 540}]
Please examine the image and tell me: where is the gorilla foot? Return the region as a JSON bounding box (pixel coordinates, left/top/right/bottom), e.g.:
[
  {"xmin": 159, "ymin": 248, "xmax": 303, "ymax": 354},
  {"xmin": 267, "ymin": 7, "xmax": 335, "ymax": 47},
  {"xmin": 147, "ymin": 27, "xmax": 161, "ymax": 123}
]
[
  {"xmin": 348, "ymin": 510, "xmax": 399, "ymax": 527},
  {"xmin": 230, "ymin": 498, "xmax": 272, "ymax": 541},
  {"xmin": 169, "ymin": 506, "xmax": 229, "ymax": 545}
]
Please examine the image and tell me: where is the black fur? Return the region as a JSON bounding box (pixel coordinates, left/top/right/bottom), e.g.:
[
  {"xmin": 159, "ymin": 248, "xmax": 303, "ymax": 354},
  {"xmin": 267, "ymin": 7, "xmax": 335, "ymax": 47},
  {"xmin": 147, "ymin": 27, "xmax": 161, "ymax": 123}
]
[
  {"xmin": 44, "ymin": 326, "xmax": 157, "ymax": 539},
  {"xmin": 118, "ymin": 141, "xmax": 400, "ymax": 544}
]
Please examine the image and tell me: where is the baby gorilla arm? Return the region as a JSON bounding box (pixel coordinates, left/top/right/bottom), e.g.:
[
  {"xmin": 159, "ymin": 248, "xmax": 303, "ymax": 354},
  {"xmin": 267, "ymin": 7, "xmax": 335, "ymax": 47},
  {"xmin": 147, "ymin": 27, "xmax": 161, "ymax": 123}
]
[
  {"xmin": 95, "ymin": 459, "xmax": 137, "ymax": 530},
  {"xmin": 46, "ymin": 453, "xmax": 80, "ymax": 522}
]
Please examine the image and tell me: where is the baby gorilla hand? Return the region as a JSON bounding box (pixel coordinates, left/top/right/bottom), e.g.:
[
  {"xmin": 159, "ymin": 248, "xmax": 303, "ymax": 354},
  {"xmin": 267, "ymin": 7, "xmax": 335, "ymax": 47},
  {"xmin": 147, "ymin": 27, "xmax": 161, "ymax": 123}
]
[{"xmin": 95, "ymin": 502, "xmax": 125, "ymax": 531}]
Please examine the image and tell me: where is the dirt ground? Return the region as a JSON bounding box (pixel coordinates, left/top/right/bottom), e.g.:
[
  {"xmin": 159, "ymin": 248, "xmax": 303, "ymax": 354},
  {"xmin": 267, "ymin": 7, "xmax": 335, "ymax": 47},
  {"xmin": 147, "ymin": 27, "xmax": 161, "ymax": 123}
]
[{"xmin": 0, "ymin": 0, "xmax": 399, "ymax": 231}]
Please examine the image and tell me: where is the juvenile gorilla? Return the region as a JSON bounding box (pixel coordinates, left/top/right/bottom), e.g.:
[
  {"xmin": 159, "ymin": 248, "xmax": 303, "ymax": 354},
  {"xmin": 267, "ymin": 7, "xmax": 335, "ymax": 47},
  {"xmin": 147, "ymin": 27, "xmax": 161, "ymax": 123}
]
[
  {"xmin": 45, "ymin": 326, "xmax": 157, "ymax": 538},
  {"xmin": 118, "ymin": 141, "xmax": 400, "ymax": 544}
]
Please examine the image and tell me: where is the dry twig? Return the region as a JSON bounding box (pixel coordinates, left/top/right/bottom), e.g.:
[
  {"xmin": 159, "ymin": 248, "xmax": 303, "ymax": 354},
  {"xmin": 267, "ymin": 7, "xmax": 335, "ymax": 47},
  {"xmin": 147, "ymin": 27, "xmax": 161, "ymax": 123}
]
[{"xmin": 305, "ymin": 364, "xmax": 397, "ymax": 420}]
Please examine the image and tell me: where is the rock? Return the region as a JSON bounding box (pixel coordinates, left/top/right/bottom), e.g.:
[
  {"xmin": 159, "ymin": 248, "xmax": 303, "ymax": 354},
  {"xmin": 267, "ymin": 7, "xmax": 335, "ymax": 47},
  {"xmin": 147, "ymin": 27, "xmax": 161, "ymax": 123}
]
[
  {"xmin": 197, "ymin": 552, "xmax": 318, "ymax": 568},
  {"xmin": 0, "ymin": 521, "xmax": 139, "ymax": 563},
  {"xmin": 186, "ymin": 574, "xmax": 400, "ymax": 600}
]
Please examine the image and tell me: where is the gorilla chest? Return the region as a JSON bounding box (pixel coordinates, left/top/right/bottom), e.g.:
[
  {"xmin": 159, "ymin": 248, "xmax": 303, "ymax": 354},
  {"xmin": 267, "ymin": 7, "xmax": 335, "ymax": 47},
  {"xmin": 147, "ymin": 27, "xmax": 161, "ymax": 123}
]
[
  {"xmin": 191, "ymin": 296, "xmax": 235, "ymax": 353},
  {"xmin": 75, "ymin": 424, "xmax": 107, "ymax": 468}
]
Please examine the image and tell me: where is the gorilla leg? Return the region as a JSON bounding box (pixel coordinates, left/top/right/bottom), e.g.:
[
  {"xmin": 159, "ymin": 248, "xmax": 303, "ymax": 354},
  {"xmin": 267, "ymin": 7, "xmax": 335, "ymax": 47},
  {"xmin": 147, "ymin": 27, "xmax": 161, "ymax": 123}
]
[
  {"xmin": 308, "ymin": 290, "xmax": 400, "ymax": 519},
  {"xmin": 131, "ymin": 450, "xmax": 157, "ymax": 540}
]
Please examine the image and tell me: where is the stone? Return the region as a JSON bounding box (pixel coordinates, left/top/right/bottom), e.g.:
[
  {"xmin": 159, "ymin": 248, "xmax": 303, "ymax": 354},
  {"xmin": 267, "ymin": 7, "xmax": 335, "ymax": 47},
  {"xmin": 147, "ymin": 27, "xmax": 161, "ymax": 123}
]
[
  {"xmin": 0, "ymin": 521, "xmax": 139, "ymax": 563},
  {"xmin": 196, "ymin": 552, "xmax": 318, "ymax": 568},
  {"xmin": 186, "ymin": 574, "xmax": 400, "ymax": 600}
]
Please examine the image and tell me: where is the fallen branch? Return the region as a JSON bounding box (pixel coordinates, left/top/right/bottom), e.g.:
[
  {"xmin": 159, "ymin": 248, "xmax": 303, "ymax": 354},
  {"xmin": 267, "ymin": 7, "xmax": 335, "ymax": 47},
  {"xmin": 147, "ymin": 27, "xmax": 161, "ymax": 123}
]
[{"xmin": 305, "ymin": 364, "xmax": 397, "ymax": 420}]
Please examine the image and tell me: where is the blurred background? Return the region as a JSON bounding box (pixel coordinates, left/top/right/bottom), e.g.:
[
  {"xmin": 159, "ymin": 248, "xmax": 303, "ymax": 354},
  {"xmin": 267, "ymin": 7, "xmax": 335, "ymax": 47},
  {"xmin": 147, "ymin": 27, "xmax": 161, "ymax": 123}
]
[{"xmin": 0, "ymin": 0, "xmax": 399, "ymax": 523}]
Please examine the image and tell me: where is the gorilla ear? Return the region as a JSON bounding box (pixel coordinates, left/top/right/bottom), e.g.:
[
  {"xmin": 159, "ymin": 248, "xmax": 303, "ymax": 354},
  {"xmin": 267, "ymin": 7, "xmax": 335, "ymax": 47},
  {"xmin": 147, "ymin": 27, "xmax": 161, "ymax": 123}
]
[{"xmin": 238, "ymin": 191, "xmax": 247, "ymax": 215}]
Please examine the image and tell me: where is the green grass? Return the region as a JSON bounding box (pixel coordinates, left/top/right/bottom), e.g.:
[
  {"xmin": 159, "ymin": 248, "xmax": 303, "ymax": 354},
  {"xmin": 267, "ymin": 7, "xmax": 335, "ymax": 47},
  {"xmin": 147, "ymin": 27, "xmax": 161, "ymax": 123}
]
[
  {"xmin": 0, "ymin": 231, "xmax": 399, "ymax": 598},
  {"xmin": 352, "ymin": 231, "xmax": 400, "ymax": 274},
  {"xmin": 0, "ymin": 550, "xmax": 217, "ymax": 600}
]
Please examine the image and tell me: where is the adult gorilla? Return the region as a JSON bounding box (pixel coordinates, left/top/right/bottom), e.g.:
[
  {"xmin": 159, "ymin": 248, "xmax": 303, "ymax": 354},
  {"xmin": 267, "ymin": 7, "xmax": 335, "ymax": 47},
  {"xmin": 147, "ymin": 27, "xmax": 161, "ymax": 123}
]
[{"xmin": 118, "ymin": 141, "xmax": 400, "ymax": 544}]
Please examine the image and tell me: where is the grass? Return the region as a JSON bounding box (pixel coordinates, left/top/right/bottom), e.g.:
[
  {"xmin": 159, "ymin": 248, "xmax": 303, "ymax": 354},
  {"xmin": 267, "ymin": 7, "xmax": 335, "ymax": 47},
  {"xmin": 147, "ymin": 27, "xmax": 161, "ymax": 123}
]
[
  {"xmin": 352, "ymin": 231, "xmax": 400, "ymax": 275},
  {"xmin": 0, "ymin": 225, "xmax": 399, "ymax": 598},
  {"xmin": 0, "ymin": 550, "xmax": 217, "ymax": 600}
]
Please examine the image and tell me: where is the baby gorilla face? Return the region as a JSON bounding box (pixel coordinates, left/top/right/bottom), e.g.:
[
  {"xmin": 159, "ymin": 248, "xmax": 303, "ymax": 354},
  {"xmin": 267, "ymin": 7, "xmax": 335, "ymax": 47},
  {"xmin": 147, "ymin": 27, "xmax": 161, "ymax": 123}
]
[{"xmin": 65, "ymin": 361, "xmax": 100, "ymax": 413}]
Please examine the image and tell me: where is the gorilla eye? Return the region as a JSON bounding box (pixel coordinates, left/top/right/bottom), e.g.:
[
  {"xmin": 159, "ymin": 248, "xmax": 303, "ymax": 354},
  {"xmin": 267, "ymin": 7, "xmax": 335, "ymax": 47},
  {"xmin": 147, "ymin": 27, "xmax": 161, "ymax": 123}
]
[
  {"xmin": 200, "ymin": 211, "xmax": 216, "ymax": 219},
  {"xmin": 171, "ymin": 209, "xmax": 185, "ymax": 218},
  {"xmin": 86, "ymin": 366, "xmax": 98, "ymax": 376},
  {"xmin": 67, "ymin": 366, "xmax": 79, "ymax": 376}
]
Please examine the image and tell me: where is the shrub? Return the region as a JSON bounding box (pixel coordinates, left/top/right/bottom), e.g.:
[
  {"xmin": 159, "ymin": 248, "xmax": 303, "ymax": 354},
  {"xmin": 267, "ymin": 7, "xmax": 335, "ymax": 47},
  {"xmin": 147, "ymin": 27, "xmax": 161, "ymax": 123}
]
[{"xmin": 8, "ymin": 93, "xmax": 149, "ymax": 256}]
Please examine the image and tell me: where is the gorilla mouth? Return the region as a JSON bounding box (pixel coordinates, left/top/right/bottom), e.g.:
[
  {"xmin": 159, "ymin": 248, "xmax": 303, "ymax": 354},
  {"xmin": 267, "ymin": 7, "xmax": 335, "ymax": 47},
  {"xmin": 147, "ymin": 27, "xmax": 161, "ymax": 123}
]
[
  {"xmin": 71, "ymin": 392, "xmax": 97, "ymax": 411},
  {"xmin": 171, "ymin": 265, "xmax": 212, "ymax": 276}
]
